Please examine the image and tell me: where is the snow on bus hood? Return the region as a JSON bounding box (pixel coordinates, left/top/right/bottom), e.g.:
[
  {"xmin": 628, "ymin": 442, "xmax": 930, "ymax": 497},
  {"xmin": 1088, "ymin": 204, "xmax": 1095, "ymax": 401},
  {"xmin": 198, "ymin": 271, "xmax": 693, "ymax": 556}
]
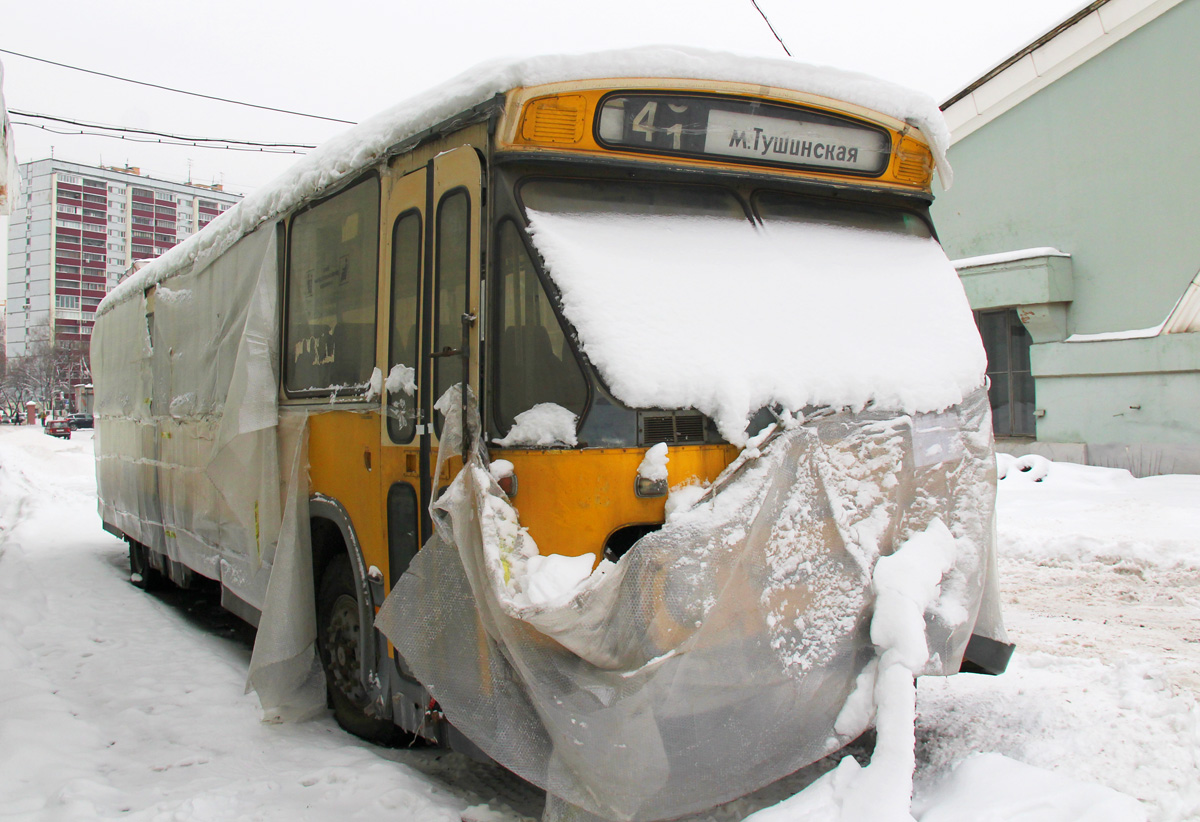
[
  {"xmin": 97, "ymin": 45, "xmax": 950, "ymax": 317},
  {"xmin": 526, "ymin": 210, "xmax": 986, "ymax": 443}
]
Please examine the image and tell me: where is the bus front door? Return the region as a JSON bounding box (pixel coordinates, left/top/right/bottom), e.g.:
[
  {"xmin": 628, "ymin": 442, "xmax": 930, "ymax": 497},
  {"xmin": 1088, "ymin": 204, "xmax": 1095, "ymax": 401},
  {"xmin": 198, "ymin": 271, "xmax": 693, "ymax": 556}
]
[{"xmin": 377, "ymin": 142, "xmax": 482, "ymax": 631}]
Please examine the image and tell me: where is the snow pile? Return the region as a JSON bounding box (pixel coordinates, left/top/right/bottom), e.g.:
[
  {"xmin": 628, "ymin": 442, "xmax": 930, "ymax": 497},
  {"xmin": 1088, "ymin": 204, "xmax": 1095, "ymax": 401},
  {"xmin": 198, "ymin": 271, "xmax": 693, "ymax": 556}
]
[
  {"xmin": 98, "ymin": 45, "xmax": 951, "ymax": 316},
  {"xmin": 469, "ymin": 466, "xmax": 609, "ymax": 609},
  {"xmin": 996, "ymin": 454, "xmax": 1200, "ymax": 570},
  {"xmin": 527, "ymin": 211, "xmax": 984, "ymax": 443},
  {"xmin": 493, "ymin": 402, "xmax": 578, "ymax": 447},
  {"xmin": 914, "ymin": 752, "xmax": 1147, "ymax": 821},
  {"xmin": 386, "ymin": 363, "xmax": 417, "ymax": 395},
  {"xmin": 365, "ymin": 366, "xmax": 384, "ymax": 402},
  {"xmin": 637, "ymin": 442, "xmax": 669, "ymax": 481}
]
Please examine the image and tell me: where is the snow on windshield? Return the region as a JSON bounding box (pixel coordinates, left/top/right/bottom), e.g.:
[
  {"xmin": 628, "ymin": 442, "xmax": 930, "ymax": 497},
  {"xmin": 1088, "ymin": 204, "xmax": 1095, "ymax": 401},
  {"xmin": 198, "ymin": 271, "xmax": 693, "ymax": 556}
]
[{"xmin": 525, "ymin": 209, "xmax": 985, "ymax": 443}]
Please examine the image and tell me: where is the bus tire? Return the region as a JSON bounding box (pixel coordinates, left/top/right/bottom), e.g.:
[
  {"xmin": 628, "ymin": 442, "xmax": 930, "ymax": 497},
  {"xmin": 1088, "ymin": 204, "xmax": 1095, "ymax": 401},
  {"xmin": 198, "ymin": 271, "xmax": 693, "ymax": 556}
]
[
  {"xmin": 316, "ymin": 554, "xmax": 396, "ymax": 744},
  {"xmin": 129, "ymin": 540, "xmax": 164, "ymax": 591}
]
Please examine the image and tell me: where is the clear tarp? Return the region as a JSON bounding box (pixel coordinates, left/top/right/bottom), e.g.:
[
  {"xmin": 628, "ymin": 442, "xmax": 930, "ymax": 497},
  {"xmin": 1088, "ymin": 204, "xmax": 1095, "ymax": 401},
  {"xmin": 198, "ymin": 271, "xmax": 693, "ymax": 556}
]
[
  {"xmin": 92, "ymin": 226, "xmax": 325, "ymax": 721},
  {"xmin": 377, "ymin": 386, "xmax": 1002, "ymax": 822}
]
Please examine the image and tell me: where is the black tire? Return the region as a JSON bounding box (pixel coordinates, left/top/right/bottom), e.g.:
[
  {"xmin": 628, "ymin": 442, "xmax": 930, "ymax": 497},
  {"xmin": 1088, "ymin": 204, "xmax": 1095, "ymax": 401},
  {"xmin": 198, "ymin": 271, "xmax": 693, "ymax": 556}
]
[
  {"xmin": 129, "ymin": 540, "xmax": 165, "ymax": 591},
  {"xmin": 316, "ymin": 554, "xmax": 397, "ymax": 744}
]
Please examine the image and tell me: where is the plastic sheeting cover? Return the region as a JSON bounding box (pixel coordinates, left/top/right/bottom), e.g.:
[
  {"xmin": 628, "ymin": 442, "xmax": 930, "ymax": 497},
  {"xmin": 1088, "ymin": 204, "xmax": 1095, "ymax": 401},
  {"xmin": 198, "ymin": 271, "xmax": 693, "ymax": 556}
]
[
  {"xmin": 91, "ymin": 225, "xmax": 325, "ymax": 721},
  {"xmin": 377, "ymin": 387, "xmax": 1001, "ymax": 822}
]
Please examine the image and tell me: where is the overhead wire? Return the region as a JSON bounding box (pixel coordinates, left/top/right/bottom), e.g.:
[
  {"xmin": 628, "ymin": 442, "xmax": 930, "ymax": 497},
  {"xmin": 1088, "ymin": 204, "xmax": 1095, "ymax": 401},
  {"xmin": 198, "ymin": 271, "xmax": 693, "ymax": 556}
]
[
  {"xmin": 10, "ymin": 109, "xmax": 316, "ymax": 149},
  {"xmin": 0, "ymin": 46, "xmax": 357, "ymax": 125},
  {"xmin": 11, "ymin": 120, "xmax": 308, "ymax": 155},
  {"xmin": 750, "ymin": 0, "xmax": 793, "ymax": 57}
]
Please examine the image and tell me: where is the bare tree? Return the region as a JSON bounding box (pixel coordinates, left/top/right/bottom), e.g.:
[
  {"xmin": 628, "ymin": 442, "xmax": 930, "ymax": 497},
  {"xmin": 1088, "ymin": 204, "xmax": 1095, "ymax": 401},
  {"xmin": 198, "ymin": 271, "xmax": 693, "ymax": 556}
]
[{"xmin": 0, "ymin": 320, "xmax": 87, "ymax": 418}]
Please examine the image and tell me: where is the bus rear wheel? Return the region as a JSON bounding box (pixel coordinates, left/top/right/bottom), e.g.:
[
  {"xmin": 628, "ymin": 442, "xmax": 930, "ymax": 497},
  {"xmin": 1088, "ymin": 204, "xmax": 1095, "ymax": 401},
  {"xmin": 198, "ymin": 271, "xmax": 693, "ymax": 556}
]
[
  {"xmin": 316, "ymin": 554, "xmax": 396, "ymax": 744},
  {"xmin": 128, "ymin": 540, "xmax": 164, "ymax": 591}
]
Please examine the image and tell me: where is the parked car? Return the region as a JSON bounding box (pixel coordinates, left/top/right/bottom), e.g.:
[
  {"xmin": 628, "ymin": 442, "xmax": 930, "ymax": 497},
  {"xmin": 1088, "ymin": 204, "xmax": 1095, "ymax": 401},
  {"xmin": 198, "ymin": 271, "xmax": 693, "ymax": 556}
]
[
  {"xmin": 68, "ymin": 413, "xmax": 94, "ymax": 430},
  {"xmin": 45, "ymin": 419, "xmax": 72, "ymax": 439}
]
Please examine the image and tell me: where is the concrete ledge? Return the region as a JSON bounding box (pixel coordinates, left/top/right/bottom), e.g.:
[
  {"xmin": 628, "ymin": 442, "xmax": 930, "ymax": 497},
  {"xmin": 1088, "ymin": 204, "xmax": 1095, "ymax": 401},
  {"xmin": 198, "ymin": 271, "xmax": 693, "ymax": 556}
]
[
  {"xmin": 956, "ymin": 251, "xmax": 1074, "ymax": 311},
  {"xmin": 1034, "ymin": 332, "xmax": 1200, "ymax": 377}
]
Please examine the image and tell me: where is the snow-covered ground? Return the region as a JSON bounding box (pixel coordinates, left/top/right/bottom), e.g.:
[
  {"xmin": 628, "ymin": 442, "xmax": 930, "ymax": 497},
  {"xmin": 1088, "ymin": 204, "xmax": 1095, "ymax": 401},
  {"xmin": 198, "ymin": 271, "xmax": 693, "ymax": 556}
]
[{"xmin": 1, "ymin": 427, "xmax": 1197, "ymax": 821}]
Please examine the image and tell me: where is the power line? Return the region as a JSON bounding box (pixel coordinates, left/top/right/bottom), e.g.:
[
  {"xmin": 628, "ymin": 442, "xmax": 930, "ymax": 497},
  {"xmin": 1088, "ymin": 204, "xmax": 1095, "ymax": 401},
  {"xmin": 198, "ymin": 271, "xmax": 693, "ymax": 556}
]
[
  {"xmin": 750, "ymin": 0, "xmax": 793, "ymax": 57},
  {"xmin": 11, "ymin": 120, "xmax": 307, "ymax": 155},
  {"xmin": 0, "ymin": 46, "xmax": 357, "ymax": 125},
  {"xmin": 11, "ymin": 108, "xmax": 316, "ymax": 149}
]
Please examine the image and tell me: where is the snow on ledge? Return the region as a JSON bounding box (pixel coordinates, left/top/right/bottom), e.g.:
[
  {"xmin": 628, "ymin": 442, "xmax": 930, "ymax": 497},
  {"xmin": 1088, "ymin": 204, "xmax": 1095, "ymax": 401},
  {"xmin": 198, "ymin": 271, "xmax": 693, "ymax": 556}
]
[
  {"xmin": 1066, "ymin": 321, "xmax": 1166, "ymax": 343},
  {"xmin": 952, "ymin": 247, "xmax": 1070, "ymax": 270},
  {"xmin": 98, "ymin": 45, "xmax": 951, "ymax": 317}
]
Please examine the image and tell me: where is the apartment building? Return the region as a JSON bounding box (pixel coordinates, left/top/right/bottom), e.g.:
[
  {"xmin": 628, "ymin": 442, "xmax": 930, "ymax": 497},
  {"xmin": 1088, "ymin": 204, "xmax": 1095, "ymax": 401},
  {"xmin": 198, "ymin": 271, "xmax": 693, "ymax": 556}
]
[{"xmin": 5, "ymin": 159, "xmax": 241, "ymax": 356}]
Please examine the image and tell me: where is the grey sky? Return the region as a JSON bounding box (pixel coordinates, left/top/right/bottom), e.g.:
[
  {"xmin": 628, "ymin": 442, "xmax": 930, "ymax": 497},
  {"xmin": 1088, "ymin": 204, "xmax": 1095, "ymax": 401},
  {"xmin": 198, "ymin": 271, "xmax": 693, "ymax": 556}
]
[{"xmin": 2, "ymin": 0, "xmax": 1086, "ymax": 264}]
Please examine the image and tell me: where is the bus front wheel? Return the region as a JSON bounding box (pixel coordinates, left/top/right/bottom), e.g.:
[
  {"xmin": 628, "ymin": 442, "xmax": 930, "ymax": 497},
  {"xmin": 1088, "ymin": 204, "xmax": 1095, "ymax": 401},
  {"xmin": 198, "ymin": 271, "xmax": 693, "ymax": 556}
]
[{"xmin": 316, "ymin": 554, "xmax": 396, "ymax": 744}]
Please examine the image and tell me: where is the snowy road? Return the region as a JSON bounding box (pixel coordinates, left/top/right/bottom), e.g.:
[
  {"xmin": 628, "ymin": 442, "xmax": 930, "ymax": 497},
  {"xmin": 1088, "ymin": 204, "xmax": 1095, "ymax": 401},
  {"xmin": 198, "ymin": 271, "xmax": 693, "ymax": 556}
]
[{"xmin": 1, "ymin": 427, "xmax": 1197, "ymax": 820}]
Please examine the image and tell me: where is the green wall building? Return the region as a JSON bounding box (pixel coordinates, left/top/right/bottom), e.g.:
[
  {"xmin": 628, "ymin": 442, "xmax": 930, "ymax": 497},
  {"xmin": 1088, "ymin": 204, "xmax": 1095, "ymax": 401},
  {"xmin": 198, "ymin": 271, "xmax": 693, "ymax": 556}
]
[{"xmin": 931, "ymin": 0, "xmax": 1200, "ymax": 475}]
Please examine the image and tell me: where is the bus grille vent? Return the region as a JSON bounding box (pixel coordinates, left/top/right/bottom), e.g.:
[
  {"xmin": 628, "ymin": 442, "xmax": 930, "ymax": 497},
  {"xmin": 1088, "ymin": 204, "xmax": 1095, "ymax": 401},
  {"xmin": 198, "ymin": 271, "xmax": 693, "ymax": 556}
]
[
  {"xmin": 524, "ymin": 95, "xmax": 586, "ymax": 143},
  {"xmin": 639, "ymin": 411, "xmax": 707, "ymax": 446},
  {"xmin": 642, "ymin": 415, "xmax": 676, "ymax": 444},
  {"xmin": 894, "ymin": 154, "xmax": 931, "ymax": 184}
]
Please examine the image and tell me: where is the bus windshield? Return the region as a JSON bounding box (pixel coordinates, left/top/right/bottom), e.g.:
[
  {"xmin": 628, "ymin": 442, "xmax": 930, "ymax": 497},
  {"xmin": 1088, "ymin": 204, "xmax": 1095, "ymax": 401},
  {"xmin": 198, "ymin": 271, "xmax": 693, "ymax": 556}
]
[
  {"xmin": 519, "ymin": 178, "xmax": 981, "ymax": 443},
  {"xmin": 519, "ymin": 178, "xmax": 747, "ymax": 220}
]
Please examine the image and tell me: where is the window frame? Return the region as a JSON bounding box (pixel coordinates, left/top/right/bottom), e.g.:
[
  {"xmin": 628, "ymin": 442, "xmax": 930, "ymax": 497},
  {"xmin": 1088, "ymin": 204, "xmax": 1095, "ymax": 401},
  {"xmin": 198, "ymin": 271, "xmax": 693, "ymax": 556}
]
[
  {"xmin": 976, "ymin": 308, "xmax": 1035, "ymax": 438},
  {"xmin": 489, "ymin": 215, "xmax": 593, "ymax": 440},
  {"xmin": 282, "ymin": 170, "xmax": 382, "ymax": 399},
  {"xmin": 386, "ymin": 207, "xmax": 423, "ymax": 444}
]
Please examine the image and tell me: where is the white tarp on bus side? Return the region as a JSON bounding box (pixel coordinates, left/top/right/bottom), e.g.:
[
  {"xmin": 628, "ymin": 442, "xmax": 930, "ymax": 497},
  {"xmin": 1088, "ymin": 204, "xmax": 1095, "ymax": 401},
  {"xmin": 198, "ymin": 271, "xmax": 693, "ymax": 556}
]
[{"xmin": 91, "ymin": 225, "xmax": 326, "ymax": 722}]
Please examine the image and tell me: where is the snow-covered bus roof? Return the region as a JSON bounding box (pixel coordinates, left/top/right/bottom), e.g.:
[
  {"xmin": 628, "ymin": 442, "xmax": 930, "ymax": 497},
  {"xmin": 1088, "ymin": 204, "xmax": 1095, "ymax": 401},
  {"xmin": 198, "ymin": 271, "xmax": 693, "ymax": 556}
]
[{"xmin": 98, "ymin": 45, "xmax": 952, "ymax": 316}]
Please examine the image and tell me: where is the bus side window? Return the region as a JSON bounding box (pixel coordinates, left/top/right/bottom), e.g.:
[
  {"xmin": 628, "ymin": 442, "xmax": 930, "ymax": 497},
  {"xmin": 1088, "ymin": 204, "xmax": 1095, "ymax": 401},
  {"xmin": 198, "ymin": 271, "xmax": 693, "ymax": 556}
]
[
  {"xmin": 388, "ymin": 210, "xmax": 421, "ymax": 443},
  {"xmin": 285, "ymin": 176, "xmax": 380, "ymax": 394},
  {"xmin": 433, "ymin": 190, "xmax": 470, "ymax": 435},
  {"xmin": 494, "ymin": 220, "xmax": 587, "ymax": 437}
]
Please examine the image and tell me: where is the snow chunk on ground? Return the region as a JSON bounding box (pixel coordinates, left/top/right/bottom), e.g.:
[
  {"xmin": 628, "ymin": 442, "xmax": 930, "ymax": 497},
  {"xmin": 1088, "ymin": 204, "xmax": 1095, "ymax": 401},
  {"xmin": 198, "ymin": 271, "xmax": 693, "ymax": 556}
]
[
  {"xmin": 914, "ymin": 752, "xmax": 1148, "ymax": 822},
  {"xmin": 493, "ymin": 403, "xmax": 578, "ymax": 447},
  {"xmin": 997, "ymin": 456, "xmax": 1200, "ymax": 570},
  {"xmin": 527, "ymin": 211, "xmax": 983, "ymax": 443}
]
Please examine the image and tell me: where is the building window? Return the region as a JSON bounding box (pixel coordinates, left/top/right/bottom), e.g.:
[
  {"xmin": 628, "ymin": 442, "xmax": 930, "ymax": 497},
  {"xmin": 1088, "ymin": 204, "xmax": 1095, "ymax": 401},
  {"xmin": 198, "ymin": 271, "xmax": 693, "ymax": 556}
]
[
  {"xmin": 976, "ymin": 309, "xmax": 1035, "ymax": 437},
  {"xmin": 57, "ymin": 173, "xmax": 82, "ymax": 185},
  {"xmin": 56, "ymin": 295, "xmax": 81, "ymax": 310}
]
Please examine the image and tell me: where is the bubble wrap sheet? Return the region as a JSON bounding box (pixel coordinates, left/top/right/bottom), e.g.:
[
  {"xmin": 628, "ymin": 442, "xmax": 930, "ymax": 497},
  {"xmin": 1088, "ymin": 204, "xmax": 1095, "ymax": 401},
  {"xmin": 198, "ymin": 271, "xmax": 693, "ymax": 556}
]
[{"xmin": 377, "ymin": 387, "xmax": 1002, "ymax": 822}]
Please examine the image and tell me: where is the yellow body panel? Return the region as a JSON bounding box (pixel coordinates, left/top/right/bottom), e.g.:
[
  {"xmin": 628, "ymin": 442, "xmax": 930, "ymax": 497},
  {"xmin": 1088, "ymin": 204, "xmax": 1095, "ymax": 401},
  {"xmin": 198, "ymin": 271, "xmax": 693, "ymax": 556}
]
[
  {"xmin": 307, "ymin": 411, "xmax": 387, "ymax": 575},
  {"xmin": 491, "ymin": 444, "xmax": 739, "ymax": 561}
]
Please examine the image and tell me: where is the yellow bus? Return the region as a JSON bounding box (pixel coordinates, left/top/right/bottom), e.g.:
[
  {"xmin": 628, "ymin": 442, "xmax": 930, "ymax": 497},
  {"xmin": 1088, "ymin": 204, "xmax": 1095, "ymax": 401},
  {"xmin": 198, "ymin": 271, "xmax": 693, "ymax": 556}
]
[{"xmin": 93, "ymin": 48, "xmax": 1009, "ymax": 819}]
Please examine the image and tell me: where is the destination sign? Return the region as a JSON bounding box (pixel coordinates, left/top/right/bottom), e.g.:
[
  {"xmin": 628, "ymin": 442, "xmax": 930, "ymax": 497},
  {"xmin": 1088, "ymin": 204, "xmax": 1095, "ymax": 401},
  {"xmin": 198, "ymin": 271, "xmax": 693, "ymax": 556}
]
[{"xmin": 596, "ymin": 94, "xmax": 891, "ymax": 176}]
